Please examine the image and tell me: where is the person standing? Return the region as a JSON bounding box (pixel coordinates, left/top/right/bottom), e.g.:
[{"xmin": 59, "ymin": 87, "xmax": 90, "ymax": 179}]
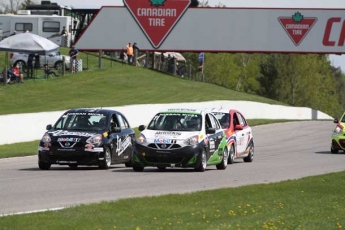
[
  {"xmin": 27, "ymin": 53, "xmax": 35, "ymax": 78},
  {"xmin": 126, "ymin": 43, "xmax": 133, "ymax": 65},
  {"xmin": 69, "ymin": 45, "xmax": 79, "ymax": 73},
  {"xmin": 133, "ymin": 42, "xmax": 139, "ymax": 66}
]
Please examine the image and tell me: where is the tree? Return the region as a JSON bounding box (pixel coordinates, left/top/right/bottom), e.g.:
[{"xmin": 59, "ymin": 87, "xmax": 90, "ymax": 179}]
[{"xmin": 0, "ymin": 0, "xmax": 22, "ymax": 13}]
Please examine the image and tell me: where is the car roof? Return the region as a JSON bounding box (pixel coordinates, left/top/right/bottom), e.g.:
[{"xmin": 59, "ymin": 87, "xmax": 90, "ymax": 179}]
[
  {"xmin": 158, "ymin": 108, "xmax": 204, "ymax": 115},
  {"xmin": 64, "ymin": 108, "xmax": 123, "ymax": 116},
  {"xmin": 205, "ymin": 108, "xmax": 238, "ymax": 114}
]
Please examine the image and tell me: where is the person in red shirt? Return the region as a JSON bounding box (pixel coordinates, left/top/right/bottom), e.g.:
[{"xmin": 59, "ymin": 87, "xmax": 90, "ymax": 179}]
[{"xmin": 13, "ymin": 64, "xmax": 24, "ymax": 83}]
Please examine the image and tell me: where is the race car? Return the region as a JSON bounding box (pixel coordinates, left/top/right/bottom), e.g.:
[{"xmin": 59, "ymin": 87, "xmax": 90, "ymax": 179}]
[
  {"xmin": 132, "ymin": 108, "xmax": 228, "ymax": 172},
  {"xmin": 38, "ymin": 108, "xmax": 135, "ymax": 170},
  {"xmin": 209, "ymin": 108, "xmax": 254, "ymax": 164},
  {"xmin": 331, "ymin": 114, "xmax": 345, "ymax": 153}
]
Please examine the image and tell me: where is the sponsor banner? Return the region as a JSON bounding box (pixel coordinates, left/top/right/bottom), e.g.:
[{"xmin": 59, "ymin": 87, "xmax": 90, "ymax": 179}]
[{"xmin": 76, "ymin": 7, "xmax": 345, "ymax": 53}]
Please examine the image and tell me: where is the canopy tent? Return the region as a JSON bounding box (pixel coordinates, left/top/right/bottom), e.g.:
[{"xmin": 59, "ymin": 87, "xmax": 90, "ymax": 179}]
[
  {"xmin": 0, "ymin": 33, "xmax": 60, "ymax": 83},
  {"xmin": 0, "ymin": 32, "xmax": 59, "ymax": 55}
]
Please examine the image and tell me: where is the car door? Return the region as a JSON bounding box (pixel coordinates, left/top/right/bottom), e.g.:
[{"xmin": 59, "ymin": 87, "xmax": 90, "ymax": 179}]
[
  {"xmin": 109, "ymin": 113, "xmax": 135, "ymax": 164},
  {"xmin": 233, "ymin": 112, "xmax": 246, "ymax": 156},
  {"xmin": 205, "ymin": 113, "xmax": 223, "ymax": 155},
  {"xmin": 237, "ymin": 112, "xmax": 252, "ymax": 154}
]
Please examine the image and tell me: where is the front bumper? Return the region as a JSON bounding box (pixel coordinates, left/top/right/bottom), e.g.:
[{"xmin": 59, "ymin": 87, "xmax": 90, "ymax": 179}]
[
  {"xmin": 38, "ymin": 146, "xmax": 105, "ymax": 165},
  {"xmin": 133, "ymin": 143, "xmax": 203, "ymax": 168}
]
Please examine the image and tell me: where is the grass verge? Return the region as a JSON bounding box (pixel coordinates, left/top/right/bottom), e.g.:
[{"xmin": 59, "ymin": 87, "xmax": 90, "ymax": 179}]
[{"xmin": 1, "ymin": 171, "xmax": 344, "ymax": 229}]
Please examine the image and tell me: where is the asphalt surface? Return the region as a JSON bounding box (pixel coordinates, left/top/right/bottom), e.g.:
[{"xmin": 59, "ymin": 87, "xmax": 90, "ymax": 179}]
[{"xmin": 1, "ymin": 121, "xmax": 344, "ymax": 216}]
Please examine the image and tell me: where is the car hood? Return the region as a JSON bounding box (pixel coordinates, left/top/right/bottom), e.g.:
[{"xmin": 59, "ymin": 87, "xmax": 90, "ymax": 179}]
[
  {"xmin": 141, "ymin": 129, "xmax": 201, "ymax": 141},
  {"xmin": 47, "ymin": 129, "xmax": 102, "ymax": 140}
]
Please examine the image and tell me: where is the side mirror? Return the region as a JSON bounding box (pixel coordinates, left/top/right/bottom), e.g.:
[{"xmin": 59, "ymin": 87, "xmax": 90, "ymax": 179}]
[
  {"xmin": 46, "ymin": 124, "xmax": 52, "ymax": 130},
  {"xmin": 334, "ymin": 118, "xmax": 339, "ymax": 124},
  {"xmin": 138, "ymin": 125, "xmax": 146, "ymax": 131},
  {"xmin": 112, "ymin": 126, "xmax": 121, "ymax": 133},
  {"xmin": 206, "ymin": 127, "xmax": 216, "ymax": 134},
  {"xmin": 234, "ymin": 124, "xmax": 243, "ymax": 130}
]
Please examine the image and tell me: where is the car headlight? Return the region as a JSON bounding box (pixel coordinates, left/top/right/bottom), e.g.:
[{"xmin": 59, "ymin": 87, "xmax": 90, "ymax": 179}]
[
  {"xmin": 335, "ymin": 125, "xmax": 343, "ymax": 134},
  {"xmin": 41, "ymin": 133, "xmax": 51, "ymax": 143},
  {"xmin": 136, "ymin": 134, "xmax": 146, "ymax": 144},
  {"xmin": 86, "ymin": 134, "xmax": 103, "ymax": 145},
  {"xmin": 184, "ymin": 135, "xmax": 199, "ymax": 145}
]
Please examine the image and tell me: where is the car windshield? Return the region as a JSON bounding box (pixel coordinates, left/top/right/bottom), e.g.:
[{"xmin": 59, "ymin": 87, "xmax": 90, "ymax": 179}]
[
  {"xmin": 212, "ymin": 112, "xmax": 231, "ymax": 129},
  {"xmin": 147, "ymin": 113, "xmax": 202, "ymax": 131},
  {"xmin": 53, "ymin": 112, "xmax": 108, "ymax": 131}
]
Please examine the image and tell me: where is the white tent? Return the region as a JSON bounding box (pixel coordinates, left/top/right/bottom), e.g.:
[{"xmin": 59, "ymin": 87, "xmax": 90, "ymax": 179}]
[
  {"xmin": 154, "ymin": 52, "xmax": 186, "ymax": 62},
  {"xmin": 0, "ymin": 32, "xmax": 59, "ymax": 55}
]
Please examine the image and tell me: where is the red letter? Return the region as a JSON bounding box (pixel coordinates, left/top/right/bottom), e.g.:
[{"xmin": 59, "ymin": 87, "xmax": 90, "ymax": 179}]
[
  {"xmin": 323, "ymin": 17, "xmax": 341, "ymax": 46},
  {"xmin": 338, "ymin": 20, "xmax": 345, "ymax": 46}
]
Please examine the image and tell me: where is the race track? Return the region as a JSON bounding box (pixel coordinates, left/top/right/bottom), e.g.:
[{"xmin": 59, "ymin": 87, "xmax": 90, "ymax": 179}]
[{"xmin": 1, "ymin": 121, "xmax": 344, "ymax": 216}]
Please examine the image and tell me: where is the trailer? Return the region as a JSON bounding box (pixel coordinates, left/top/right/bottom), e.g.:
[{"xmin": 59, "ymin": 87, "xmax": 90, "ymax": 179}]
[{"xmin": 0, "ymin": 11, "xmax": 78, "ymax": 47}]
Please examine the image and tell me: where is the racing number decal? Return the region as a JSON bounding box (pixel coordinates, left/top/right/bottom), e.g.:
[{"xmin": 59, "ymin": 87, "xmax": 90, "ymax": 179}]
[{"xmin": 209, "ymin": 138, "xmax": 215, "ymax": 151}]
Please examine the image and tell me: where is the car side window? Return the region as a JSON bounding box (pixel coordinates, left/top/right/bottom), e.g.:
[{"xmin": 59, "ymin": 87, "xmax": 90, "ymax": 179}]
[
  {"xmin": 209, "ymin": 113, "xmax": 221, "ymax": 130},
  {"xmin": 111, "ymin": 114, "xmax": 120, "ymax": 127},
  {"xmin": 237, "ymin": 113, "xmax": 247, "ymax": 127},
  {"xmin": 116, "ymin": 114, "xmax": 129, "ymax": 129},
  {"xmin": 206, "ymin": 114, "xmax": 217, "ymax": 129},
  {"xmin": 233, "ymin": 113, "xmax": 240, "ymax": 127}
]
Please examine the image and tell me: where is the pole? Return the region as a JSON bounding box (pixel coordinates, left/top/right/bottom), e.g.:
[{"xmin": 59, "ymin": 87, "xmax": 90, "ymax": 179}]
[
  {"xmin": 202, "ymin": 53, "xmax": 205, "ymax": 82},
  {"xmin": 98, "ymin": 50, "xmax": 102, "ymax": 69}
]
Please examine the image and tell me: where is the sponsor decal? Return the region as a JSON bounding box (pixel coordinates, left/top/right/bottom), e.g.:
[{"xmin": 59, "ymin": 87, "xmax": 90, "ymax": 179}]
[
  {"xmin": 57, "ymin": 137, "xmax": 81, "ymax": 142},
  {"xmin": 278, "ymin": 12, "xmax": 317, "ymax": 46},
  {"xmin": 124, "ymin": 0, "xmax": 191, "ymax": 48},
  {"xmin": 116, "ymin": 135, "xmax": 131, "ymax": 156},
  {"xmin": 103, "ymin": 132, "xmax": 108, "ymax": 137},
  {"xmin": 155, "ymin": 131, "xmax": 182, "ymax": 136},
  {"xmin": 50, "ymin": 130, "xmax": 93, "ymax": 137},
  {"xmin": 154, "ymin": 139, "xmax": 174, "ymax": 143}
]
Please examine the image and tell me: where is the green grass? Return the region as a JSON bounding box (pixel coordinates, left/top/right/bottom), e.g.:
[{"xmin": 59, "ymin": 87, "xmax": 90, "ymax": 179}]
[
  {"xmin": 1, "ymin": 171, "xmax": 345, "ymax": 230},
  {"xmin": 0, "ymin": 49, "xmax": 284, "ymax": 116}
]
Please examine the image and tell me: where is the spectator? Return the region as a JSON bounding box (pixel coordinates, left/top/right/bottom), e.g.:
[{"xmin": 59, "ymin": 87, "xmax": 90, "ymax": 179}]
[
  {"xmin": 12, "ymin": 64, "xmax": 24, "ymax": 83},
  {"xmin": 69, "ymin": 45, "xmax": 79, "ymax": 73},
  {"xmin": 126, "ymin": 43, "xmax": 133, "ymax": 64},
  {"xmin": 27, "ymin": 53, "xmax": 35, "ymax": 78},
  {"xmin": 133, "ymin": 42, "xmax": 140, "ymax": 66},
  {"xmin": 44, "ymin": 64, "xmax": 58, "ymax": 77},
  {"xmin": 61, "ymin": 26, "xmax": 68, "ymax": 36},
  {"xmin": 160, "ymin": 52, "xmax": 165, "ymax": 70}
]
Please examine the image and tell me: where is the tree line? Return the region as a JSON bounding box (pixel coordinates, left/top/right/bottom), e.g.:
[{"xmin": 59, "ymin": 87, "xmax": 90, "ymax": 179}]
[{"xmin": 182, "ymin": 52, "xmax": 345, "ymax": 118}]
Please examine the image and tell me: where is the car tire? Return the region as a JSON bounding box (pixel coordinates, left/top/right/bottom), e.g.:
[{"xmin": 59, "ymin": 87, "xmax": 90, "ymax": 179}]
[
  {"xmin": 55, "ymin": 61, "xmax": 63, "ymax": 70},
  {"xmin": 216, "ymin": 147, "xmax": 228, "ymax": 170},
  {"xmin": 125, "ymin": 161, "xmax": 132, "ymax": 167},
  {"xmin": 157, "ymin": 166, "xmax": 166, "ymax": 170},
  {"xmin": 99, "ymin": 147, "xmax": 112, "ymax": 169},
  {"xmin": 14, "ymin": 60, "xmax": 27, "ymax": 73},
  {"xmin": 133, "ymin": 165, "xmax": 144, "ymax": 172},
  {"xmin": 228, "ymin": 145, "xmax": 235, "ymax": 164},
  {"xmin": 243, "ymin": 145, "xmax": 254, "ymax": 162},
  {"xmin": 194, "ymin": 149, "xmax": 207, "ymax": 172},
  {"xmin": 331, "ymin": 146, "xmax": 339, "ymax": 154},
  {"xmin": 38, "ymin": 161, "xmax": 51, "ymax": 170}
]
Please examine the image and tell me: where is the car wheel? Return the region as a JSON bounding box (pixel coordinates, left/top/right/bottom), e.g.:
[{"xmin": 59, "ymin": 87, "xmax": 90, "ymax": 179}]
[
  {"xmin": 55, "ymin": 61, "xmax": 63, "ymax": 70},
  {"xmin": 99, "ymin": 147, "xmax": 112, "ymax": 169},
  {"xmin": 125, "ymin": 161, "xmax": 132, "ymax": 167},
  {"xmin": 216, "ymin": 147, "xmax": 228, "ymax": 170},
  {"xmin": 133, "ymin": 165, "xmax": 144, "ymax": 172},
  {"xmin": 68, "ymin": 164, "xmax": 78, "ymax": 169},
  {"xmin": 38, "ymin": 161, "xmax": 51, "ymax": 170},
  {"xmin": 243, "ymin": 145, "xmax": 254, "ymax": 162},
  {"xmin": 194, "ymin": 149, "xmax": 207, "ymax": 172},
  {"xmin": 157, "ymin": 166, "xmax": 166, "ymax": 170},
  {"xmin": 228, "ymin": 145, "xmax": 235, "ymax": 164},
  {"xmin": 15, "ymin": 60, "xmax": 27, "ymax": 73},
  {"xmin": 331, "ymin": 146, "xmax": 339, "ymax": 154}
]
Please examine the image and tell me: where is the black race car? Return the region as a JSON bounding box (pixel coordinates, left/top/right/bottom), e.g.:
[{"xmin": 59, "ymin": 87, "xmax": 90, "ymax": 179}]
[{"xmin": 38, "ymin": 108, "xmax": 135, "ymax": 170}]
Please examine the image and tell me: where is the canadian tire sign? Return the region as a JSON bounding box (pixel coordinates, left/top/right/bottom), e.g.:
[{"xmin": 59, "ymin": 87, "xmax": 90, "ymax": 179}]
[{"xmin": 124, "ymin": 0, "xmax": 191, "ymax": 48}]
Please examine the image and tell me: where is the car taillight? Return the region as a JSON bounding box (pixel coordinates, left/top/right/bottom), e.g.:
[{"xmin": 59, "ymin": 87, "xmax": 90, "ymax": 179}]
[{"xmin": 10, "ymin": 53, "xmax": 13, "ymax": 59}]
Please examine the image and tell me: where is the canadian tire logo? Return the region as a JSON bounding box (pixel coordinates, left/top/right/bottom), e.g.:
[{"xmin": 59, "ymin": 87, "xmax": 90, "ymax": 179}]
[
  {"xmin": 124, "ymin": 0, "xmax": 191, "ymax": 48},
  {"xmin": 278, "ymin": 12, "xmax": 317, "ymax": 46}
]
